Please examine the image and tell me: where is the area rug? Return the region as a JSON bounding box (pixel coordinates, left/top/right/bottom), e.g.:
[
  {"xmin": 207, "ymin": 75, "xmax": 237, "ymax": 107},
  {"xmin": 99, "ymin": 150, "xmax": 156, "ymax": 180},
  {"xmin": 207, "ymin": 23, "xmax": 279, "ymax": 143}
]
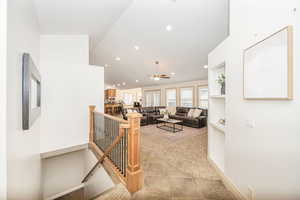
[{"xmin": 141, "ymin": 124, "xmax": 207, "ymax": 142}]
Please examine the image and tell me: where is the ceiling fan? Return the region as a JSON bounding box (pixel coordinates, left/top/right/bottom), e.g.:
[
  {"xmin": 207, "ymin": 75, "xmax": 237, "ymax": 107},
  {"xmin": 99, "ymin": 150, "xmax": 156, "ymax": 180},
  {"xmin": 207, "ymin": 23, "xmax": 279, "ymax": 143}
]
[{"xmin": 150, "ymin": 61, "xmax": 171, "ymax": 81}]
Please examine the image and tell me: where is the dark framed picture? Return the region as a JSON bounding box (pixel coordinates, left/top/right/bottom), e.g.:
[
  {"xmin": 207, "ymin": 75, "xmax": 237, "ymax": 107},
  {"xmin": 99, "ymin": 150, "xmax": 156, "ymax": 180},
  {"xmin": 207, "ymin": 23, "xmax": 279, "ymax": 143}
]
[{"xmin": 22, "ymin": 53, "xmax": 41, "ymax": 130}]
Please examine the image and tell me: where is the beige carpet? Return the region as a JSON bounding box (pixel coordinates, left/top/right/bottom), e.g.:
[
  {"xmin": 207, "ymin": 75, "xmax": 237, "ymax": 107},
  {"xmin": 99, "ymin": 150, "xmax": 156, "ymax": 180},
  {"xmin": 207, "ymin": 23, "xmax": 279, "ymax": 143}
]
[{"xmin": 96, "ymin": 125, "xmax": 236, "ymax": 200}]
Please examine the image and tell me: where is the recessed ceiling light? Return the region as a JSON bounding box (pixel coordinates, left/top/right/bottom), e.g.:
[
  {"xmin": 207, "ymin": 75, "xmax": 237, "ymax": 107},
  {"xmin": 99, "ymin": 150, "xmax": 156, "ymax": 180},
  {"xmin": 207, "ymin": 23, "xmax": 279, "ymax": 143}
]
[
  {"xmin": 122, "ymin": 82, "xmax": 126, "ymax": 86},
  {"xmin": 136, "ymin": 80, "xmax": 139, "ymax": 83},
  {"xmin": 203, "ymin": 65, "xmax": 208, "ymax": 69},
  {"xmin": 117, "ymin": 83, "xmax": 121, "ymax": 86},
  {"xmin": 134, "ymin": 45, "xmax": 140, "ymax": 50},
  {"xmin": 115, "ymin": 57, "xmax": 121, "ymax": 61},
  {"xmin": 171, "ymin": 72, "xmax": 175, "ymax": 75},
  {"xmin": 166, "ymin": 25, "xmax": 172, "ymax": 31}
]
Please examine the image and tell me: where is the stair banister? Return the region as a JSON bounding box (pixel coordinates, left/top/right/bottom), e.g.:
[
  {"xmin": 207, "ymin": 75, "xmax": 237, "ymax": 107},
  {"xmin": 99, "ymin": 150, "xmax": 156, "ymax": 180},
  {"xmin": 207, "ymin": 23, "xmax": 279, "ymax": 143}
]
[
  {"xmin": 85, "ymin": 105, "xmax": 143, "ymax": 193},
  {"xmin": 126, "ymin": 112, "xmax": 143, "ymax": 193},
  {"xmin": 89, "ymin": 105, "xmax": 96, "ymax": 143}
]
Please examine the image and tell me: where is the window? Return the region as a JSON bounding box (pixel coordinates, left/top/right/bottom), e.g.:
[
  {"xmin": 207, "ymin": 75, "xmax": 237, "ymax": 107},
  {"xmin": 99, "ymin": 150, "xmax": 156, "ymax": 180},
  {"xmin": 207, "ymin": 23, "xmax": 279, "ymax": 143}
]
[
  {"xmin": 123, "ymin": 93, "xmax": 134, "ymax": 105},
  {"xmin": 198, "ymin": 87, "xmax": 208, "ymax": 108},
  {"xmin": 144, "ymin": 90, "xmax": 161, "ymax": 106},
  {"xmin": 166, "ymin": 89, "xmax": 177, "ymax": 106},
  {"xmin": 145, "ymin": 93, "xmax": 152, "ymax": 107},
  {"xmin": 153, "ymin": 92, "xmax": 160, "ymax": 106},
  {"xmin": 180, "ymin": 87, "xmax": 193, "ymax": 107}
]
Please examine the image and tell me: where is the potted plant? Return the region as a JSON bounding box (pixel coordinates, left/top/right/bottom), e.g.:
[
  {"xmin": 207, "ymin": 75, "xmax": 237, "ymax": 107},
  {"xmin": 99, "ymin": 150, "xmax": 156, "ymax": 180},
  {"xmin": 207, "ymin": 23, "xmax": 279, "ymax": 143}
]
[{"xmin": 217, "ymin": 73, "xmax": 225, "ymax": 95}]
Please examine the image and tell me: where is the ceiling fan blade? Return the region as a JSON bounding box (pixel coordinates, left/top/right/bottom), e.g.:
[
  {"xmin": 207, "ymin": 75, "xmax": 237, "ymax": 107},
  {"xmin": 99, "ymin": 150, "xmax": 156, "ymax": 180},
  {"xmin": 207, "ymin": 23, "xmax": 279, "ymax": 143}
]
[{"xmin": 159, "ymin": 74, "xmax": 170, "ymax": 79}]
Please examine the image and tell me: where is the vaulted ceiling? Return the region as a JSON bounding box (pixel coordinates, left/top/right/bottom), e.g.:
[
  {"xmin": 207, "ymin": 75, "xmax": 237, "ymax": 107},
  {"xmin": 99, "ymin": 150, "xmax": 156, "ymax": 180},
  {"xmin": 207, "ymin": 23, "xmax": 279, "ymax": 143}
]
[
  {"xmin": 34, "ymin": 0, "xmax": 133, "ymax": 49},
  {"xmin": 34, "ymin": 0, "xmax": 229, "ymax": 89}
]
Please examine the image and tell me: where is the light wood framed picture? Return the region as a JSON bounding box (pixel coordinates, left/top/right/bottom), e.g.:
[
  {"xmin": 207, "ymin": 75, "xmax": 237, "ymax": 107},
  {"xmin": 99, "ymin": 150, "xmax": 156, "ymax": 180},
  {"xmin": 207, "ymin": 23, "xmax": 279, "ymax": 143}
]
[{"xmin": 243, "ymin": 26, "xmax": 293, "ymax": 100}]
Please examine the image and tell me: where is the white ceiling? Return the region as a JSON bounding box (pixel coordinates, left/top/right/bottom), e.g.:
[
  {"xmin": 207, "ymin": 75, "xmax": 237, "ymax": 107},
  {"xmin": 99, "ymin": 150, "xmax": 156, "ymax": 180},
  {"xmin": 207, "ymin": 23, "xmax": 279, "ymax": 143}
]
[
  {"xmin": 34, "ymin": 0, "xmax": 133, "ymax": 49},
  {"xmin": 92, "ymin": 0, "xmax": 229, "ymax": 89},
  {"xmin": 34, "ymin": 0, "xmax": 229, "ymax": 89}
]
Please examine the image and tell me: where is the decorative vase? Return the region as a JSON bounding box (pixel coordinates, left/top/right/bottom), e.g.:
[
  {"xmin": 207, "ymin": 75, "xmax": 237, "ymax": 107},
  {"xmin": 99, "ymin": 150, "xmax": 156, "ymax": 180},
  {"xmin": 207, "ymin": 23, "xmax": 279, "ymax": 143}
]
[{"xmin": 221, "ymin": 82, "xmax": 225, "ymax": 95}]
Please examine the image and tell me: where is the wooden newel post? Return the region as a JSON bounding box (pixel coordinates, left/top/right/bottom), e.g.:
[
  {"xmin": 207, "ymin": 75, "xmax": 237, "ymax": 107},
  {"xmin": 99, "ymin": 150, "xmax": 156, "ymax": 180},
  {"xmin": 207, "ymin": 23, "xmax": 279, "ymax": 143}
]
[
  {"xmin": 89, "ymin": 105, "xmax": 96, "ymax": 143},
  {"xmin": 126, "ymin": 112, "xmax": 143, "ymax": 193}
]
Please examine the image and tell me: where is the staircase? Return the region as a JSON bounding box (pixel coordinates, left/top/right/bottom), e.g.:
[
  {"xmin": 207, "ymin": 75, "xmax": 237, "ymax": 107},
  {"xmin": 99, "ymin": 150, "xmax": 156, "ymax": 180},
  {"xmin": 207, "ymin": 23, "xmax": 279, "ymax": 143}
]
[{"xmin": 82, "ymin": 105, "xmax": 144, "ymax": 197}]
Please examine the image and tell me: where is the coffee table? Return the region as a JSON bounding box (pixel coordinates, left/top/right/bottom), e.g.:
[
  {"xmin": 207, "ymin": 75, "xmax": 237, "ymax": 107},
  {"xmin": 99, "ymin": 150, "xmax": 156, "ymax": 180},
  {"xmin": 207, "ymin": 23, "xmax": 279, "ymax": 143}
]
[{"xmin": 156, "ymin": 118, "xmax": 183, "ymax": 133}]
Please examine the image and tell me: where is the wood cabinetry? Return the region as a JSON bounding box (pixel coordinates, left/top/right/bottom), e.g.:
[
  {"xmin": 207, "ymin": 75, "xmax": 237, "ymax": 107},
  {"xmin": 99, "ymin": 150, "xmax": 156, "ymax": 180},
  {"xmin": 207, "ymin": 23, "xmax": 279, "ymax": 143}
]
[
  {"xmin": 105, "ymin": 89, "xmax": 116, "ymax": 99},
  {"xmin": 104, "ymin": 103, "xmax": 122, "ymax": 115}
]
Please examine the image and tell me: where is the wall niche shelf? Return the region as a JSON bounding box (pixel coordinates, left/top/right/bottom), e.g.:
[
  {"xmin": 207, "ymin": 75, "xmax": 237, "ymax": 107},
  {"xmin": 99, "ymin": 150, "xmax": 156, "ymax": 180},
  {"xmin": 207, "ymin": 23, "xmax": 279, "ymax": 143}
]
[
  {"xmin": 209, "ymin": 122, "xmax": 225, "ymax": 133},
  {"xmin": 208, "ymin": 59, "xmax": 226, "ymax": 172},
  {"xmin": 212, "ymin": 61, "xmax": 226, "ymax": 70},
  {"xmin": 210, "ymin": 95, "xmax": 226, "ymax": 99}
]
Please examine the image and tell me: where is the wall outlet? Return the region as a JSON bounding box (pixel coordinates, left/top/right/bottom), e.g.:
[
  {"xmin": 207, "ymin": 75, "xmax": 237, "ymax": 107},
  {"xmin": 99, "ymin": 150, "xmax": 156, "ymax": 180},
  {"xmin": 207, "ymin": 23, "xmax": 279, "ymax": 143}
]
[{"xmin": 247, "ymin": 186, "xmax": 255, "ymax": 200}]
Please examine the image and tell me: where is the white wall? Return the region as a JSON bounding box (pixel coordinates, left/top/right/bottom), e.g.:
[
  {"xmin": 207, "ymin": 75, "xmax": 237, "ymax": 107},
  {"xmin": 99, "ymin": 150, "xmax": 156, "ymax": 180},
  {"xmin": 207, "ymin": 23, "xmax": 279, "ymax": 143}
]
[
  {"xmin": 42, "ymin": 149, "xmax": 114, "ymax": 199},
  {"xmin": 142, "ymin": 80, "xmax": 208, "ymax": 107},
  {"xmin": 84, "ymin": 150, "xmax": 115, "ymax": 199},
  {"xmin": 40, "ymin": 35, "xmax": 105, "ymax": 152},
  {"xmin": 105, "ymin": 83, "xmax": 114, "ymax": 90},
  {"xmin": 209, "ymin": 1, "xmax": 300, "ymax": 200},
  {"xmin": 0, "ymin": 0, "xmax": 7, "ymax": 199},
  {"xmin": 6, "ymin": 0, "xmax": 42, "ymax": 199},
  {"xmin": 42, "ymin": 150, "xmax": 86, "ymax": 198}
]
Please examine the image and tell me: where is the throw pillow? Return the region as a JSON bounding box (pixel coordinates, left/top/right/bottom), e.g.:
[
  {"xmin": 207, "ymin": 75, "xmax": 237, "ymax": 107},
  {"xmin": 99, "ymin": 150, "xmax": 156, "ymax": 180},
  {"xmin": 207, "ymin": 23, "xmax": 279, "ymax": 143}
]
[
  {"xmin": 159, "ymin": 108, "xmax": 166, "ymax": 115},
  {"xmin": 187, "ymin": 109, "xmax": 195, "ymax": 118},
  {"xmin": 167, "ymin": 106, "xmax": 176, "ymax": 115},
  {"xmin": 192, "ymin": 109, "xmax": 202, "ymax": 118}
]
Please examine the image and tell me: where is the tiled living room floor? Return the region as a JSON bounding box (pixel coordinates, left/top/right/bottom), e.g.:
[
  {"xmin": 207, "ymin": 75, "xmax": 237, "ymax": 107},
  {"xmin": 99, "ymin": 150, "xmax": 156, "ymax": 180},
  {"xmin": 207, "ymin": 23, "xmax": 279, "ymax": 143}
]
[{"xmin": 96, "ymin": 125, "xmax": 236, "ymax": 200}]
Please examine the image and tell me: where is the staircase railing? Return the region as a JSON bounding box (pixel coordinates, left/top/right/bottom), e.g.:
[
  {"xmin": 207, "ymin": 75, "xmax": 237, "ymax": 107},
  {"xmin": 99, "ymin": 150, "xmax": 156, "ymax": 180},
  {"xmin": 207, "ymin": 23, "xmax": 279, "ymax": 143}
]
[{"xmin": 82, "ymin": 105, "xmax": 143, "ymax": 193}]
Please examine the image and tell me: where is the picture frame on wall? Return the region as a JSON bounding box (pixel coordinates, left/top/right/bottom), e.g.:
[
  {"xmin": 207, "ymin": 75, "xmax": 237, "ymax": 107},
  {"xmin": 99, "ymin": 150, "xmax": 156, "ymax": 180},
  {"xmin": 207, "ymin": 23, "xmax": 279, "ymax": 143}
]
[
  {"xmin": 22, "ymin": 53, "xmax": 41, "ymax": 130},
  {"xmin": 243, "ymin": 26, "xmax": 293, "ymax": 100}
]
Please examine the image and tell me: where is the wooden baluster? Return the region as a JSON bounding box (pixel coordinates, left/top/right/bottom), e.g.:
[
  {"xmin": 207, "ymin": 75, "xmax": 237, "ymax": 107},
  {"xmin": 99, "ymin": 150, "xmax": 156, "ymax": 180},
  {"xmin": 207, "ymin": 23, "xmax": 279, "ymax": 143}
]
[
  {"xmin": 126, "ymin": 112, "xmax": 143, "ymax": 193},
  {"xmin": 89, "ymin": 105, "xmax": 96, "ymax": 143}
]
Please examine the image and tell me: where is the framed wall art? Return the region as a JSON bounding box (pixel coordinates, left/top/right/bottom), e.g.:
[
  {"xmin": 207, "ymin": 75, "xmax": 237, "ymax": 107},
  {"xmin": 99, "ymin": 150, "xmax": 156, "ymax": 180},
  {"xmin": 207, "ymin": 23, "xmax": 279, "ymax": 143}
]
[
  {"xmin": 22, "ymin": 53, "xmax": 41, "ymax": 130},
  {"xmin": 243, "ymin": 26, "xmax": 293, "ymax": 100}
]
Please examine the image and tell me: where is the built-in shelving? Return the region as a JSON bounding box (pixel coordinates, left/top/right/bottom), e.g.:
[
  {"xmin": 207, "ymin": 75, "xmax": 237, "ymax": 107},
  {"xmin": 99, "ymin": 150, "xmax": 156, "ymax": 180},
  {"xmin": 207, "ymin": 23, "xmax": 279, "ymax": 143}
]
[
  {"xmin": 211, "ymin": 61, "xmax": 225, "ymax": 70},
  {"xmin": 210, "ymin": 95, "xmax": 226, "ymax": 99},
  {"xmin": 208, "ymin": 60, "xmax": 226, "ymax": 172},
  {"xmin": 208, "ymin": 61, "xmax": 226, "ymax": 128}
]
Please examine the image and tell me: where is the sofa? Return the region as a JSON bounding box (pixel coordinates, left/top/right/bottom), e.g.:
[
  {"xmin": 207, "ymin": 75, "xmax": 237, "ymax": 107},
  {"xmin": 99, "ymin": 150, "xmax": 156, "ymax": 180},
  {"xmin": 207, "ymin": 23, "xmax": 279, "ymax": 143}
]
[
  {"xmin": 169, "ymin": 107, "xmax": 207, "ymax": 128},
  {"xmin": 122, "ymin": 106, "xmax": 207, "ymax": 128},
  {"xmin": 121, "ymin": 106, "xmax": 166, "ymax": 126},
  {"xmin": 147, "ymin": 106, "xmax": 166, "ymax": 124},
  {"xmin": 121, "ymin": 107, "xmax": 148, "ymax": 126}
]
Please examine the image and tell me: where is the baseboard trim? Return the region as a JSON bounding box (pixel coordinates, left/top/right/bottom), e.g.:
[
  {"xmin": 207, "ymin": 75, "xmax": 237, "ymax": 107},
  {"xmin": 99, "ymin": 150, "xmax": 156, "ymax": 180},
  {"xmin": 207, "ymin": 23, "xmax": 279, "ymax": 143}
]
[
  {"xmin": 44, "ymin": 184, "xmax": 85, "ymax": 200},
  {"xmin": 207, "ymin": 157, "xmax": 248, "ymax": 200}
]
